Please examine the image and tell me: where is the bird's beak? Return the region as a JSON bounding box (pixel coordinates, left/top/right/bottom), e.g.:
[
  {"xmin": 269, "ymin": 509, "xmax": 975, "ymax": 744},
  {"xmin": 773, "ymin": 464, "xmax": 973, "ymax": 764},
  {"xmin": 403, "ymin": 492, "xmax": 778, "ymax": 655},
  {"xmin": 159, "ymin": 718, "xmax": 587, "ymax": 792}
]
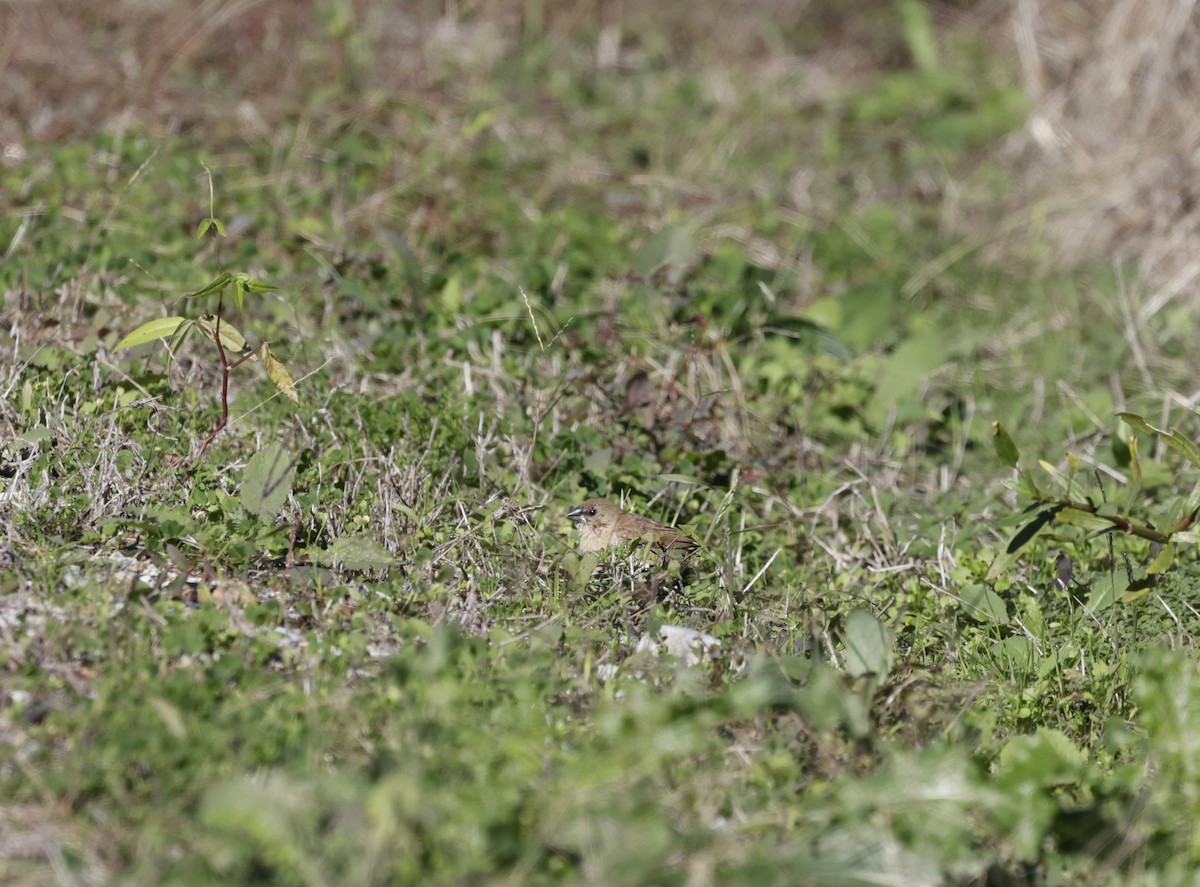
[{"xmin": 566, "ymin": 506, "xmax": 584, "ymax": 523}]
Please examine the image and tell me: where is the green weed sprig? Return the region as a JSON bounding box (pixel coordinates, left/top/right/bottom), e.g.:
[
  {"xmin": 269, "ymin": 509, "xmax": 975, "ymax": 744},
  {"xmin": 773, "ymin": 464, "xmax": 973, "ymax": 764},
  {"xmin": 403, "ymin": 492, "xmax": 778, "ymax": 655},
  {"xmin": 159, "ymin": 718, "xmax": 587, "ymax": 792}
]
[
  {"xmin": 116, "ymin": 168, "xmax": 298, "ymax": 458},
  {"xmin": 990, "ymin": 416, "xmax": 1200, "ymax": 598}
]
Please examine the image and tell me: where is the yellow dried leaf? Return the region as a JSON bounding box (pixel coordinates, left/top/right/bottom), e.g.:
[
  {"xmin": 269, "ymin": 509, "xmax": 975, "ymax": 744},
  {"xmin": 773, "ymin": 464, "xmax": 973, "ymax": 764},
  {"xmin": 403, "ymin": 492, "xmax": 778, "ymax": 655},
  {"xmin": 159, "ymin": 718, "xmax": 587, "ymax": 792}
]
[{"xmin": 262, "ymin": 343, "xmax": 299, "ymax": 403}]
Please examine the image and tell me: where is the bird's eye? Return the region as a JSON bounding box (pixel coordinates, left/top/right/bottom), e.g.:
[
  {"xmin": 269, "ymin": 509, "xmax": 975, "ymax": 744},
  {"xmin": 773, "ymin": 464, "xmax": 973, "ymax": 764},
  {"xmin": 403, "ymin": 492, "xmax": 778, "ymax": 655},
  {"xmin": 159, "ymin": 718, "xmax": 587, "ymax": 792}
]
[{"xmin": 587, "ymin": 507, "xmax": 597, "ymax": 516}]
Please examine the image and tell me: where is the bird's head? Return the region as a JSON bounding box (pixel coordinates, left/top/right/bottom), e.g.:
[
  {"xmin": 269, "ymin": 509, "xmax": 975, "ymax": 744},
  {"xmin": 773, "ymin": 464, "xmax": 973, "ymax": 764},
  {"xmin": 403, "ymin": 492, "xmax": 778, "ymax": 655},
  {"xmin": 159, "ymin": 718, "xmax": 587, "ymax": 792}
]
[{"xmin": 567, "ymin": 498, "xmax": 616, "ymax": 526}]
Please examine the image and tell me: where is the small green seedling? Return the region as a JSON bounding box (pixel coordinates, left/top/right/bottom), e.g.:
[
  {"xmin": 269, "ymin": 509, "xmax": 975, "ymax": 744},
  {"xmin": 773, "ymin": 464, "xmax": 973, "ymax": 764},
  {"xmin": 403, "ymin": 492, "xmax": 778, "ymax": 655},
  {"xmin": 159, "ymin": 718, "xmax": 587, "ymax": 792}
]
[{"xmin": 116, "ymin": 168, "xmax": 298, "ymax": 458}]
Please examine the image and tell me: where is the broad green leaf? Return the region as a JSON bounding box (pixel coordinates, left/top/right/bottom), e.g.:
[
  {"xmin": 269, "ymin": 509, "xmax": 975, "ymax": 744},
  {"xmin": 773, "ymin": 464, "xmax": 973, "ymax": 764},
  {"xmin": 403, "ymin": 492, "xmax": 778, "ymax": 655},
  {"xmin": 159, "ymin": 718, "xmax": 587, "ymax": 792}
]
[
  {"xmin": 997, "ymin": 728, "xmax": 1084, "ymax": 788},
  {"xmin": 185, "ymin": 272, "xmax": 232, "ymax": 299},
  {"xmin": 167, "ymin": 316, "xmax": 195, "ymax": 354},
  {"xmin": 115, "ymin": 316, "xmax": 188, "ymax": 351},
  {"xmin": 1037, "ymin": 459, "xmax": 1071, "ymax": 493},
  {"xmin": 241, "ymin": 441, "xmax": 297, "ymax": 522},
  {"xmin": 320, "ymin": 534, "xmax": 397, "ymax": 571},
  {"xmin": 1126, "ymin": 433, "xmax": 1142, "ymax": 493},
  {"xmin": 262, "ymin": 343, "xmax": 299, "ymax": 403},
  {"xmin": 1016, "ymin": 468, "xmax": 1042, "ymax": 498},
  {"xmin": 1086, "ymin": 571, "xmax": 1129, "ymax": 613},
  {"xmin": 1111, "ymin": 433, "xmax": 1132, "ymax": 468},
  {"xmin": 962, "ymin": 584, "xmax": 1009, "ymax": 624},
  {"xmin": 196, "ymin": 314, "xmax": 248, "ymax": 353},
  {"xmin": 1052, "ymin": 509, "xmax": 1114, "ymax": 533},
  {"xmin": 992, "ymin": 421, "xmax": 1019, "ymax": 468},
  {"xmin": 1117, "ymin": 412, "xmax": 1200, "ymax": 469},
  {"xmin": 795, "ymin": 664, "xmax": 870, "ymax": 738},
  {"xmin": 1147, "ymin": 542, "xmax": 1175, "ymax": 575},
  {"xmin": 1121, "ymin": 577, "xmax": 1157, "ymax": 604},
  {"xmin": 1006, "ymin": 506, "xmax": 1063, "ymax": 554},
  {"xmin": 634, "ymin": 223, "xmax": 699, "ymax": 286},
  {"xmin": 866, "ymin": 326, "xmax": 948, "ymax": 425},
  {"xmin": 196, "ymin": 218, "xmax": 211, "ymax": 238},
  {"xmin": 232, "ymin": 275, "xmax": 245, "ymax": 313},
  {"xmin": 843, "ymin": 608, "xmax": 892, "ymax": 680},
  {"xmin": 992, "ymin": 636, "xmax": 1036, "ymax": 675},
  {"xmin": 897, "ymin": 0, "xmax": 938, "ymax": 72},
  {"xmin": 440, "ymin": 275, "xmax": 462, "ymax": 314}
]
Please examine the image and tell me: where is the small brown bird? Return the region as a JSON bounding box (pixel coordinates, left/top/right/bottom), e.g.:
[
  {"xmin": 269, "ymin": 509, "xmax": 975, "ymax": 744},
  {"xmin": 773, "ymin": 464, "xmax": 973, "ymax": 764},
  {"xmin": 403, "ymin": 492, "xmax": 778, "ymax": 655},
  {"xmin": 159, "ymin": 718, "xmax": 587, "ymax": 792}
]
[{"xmin": 567, "ymin": 497, "xmax": 699, "ymax": 557}]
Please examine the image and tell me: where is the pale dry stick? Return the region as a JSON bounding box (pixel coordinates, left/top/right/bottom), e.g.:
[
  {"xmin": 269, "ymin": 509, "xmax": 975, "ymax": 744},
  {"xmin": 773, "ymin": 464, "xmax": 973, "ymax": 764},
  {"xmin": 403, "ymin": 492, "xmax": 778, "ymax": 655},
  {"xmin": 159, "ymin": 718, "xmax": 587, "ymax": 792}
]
[
  {"xmin": 741, "ymin": 548, "xmax": 782, "ymax": 599},
  {"xmin": 1013, "ymin": 0, "xmax": 1046, "ymax": 100},
  {"xmin": 3, "ymin": 211, "xmax": 32, "ymax": 261},
  {"xmin": 519, "ymin": 286, "xmax": 546, "ymax": 353},
  {"xmin": 810, "ymin": 532, "xmax": 856, "ymax": 575},
  {"xmin": 716, "ymin": 342, "xmax": 753, "ymax": 445},
  {"xmin": 945, "ymin": 395, "xmax": 975, "ymax": 492},
  {"xmin": 1155, "ymin": 594, "xmax": 1181, "ymax": 633},
  {"xmin": 430, "ymin": 498, "xmax": 542, "ymax": 566},
  {"xmin": 1113, "ymin": 264, "xmax": 1153, "ymax": 391},
  {"xmin": 935, "ymin": 523, "xmax": 957, "ymax": 589},
  {"xmin": 1138, "ymin": 256, "xmax": 1200, "ymax": 326}
]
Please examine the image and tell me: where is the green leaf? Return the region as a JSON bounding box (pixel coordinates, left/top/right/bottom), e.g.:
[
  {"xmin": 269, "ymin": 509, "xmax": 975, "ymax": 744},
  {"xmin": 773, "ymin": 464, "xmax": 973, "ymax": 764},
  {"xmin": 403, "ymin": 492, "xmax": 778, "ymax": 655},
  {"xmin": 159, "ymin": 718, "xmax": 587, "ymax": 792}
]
[
  {"xmin": 897, "ymin": 0, "xmax": 938, "ymax": 72},
  {"xmin": 1117, "ymin": 412, "xmax": 1200, "ymax": 469},
  {"xmin": 196, "ymin": 314, "xmax": 248, "ymax": 353},
  {"xmin": 865, "ymin": 325, "xmax": 948, "ymax": 425},
  {"xmin": 1006, "ymin": 505, "xmax": 1064, "ymax": 555},
  {"xmin": 992, "ymin": 636, "xmax": 1036, "ymax": 674},
  {"xmin": 1087, "ymin": 571, "xmax": 1129, "ymax": 613},
  {"xmin": 843, "ymin": 608, "xmax": 892, "ymax": 680},
  {"xmin": 241, "ymin": 441, "xmax": 297, "ymax": 522},
  {"xmin": 115, "ymin": 317, "xmax": 188, "ymax": 351},
  {"xmin": 197, "ymin": 218, "xmax": 212, "ymax": 238},
  {"xmin": 1111, "ymin": 433, "xmax": 1131, "ymax": 468},
  {"xmin": 232, "ymin": 276, "xmax": 245, "ymax": 313},
  {"xmin": 1147, "ymin": 542, "xmax": 1175, "ymax": 575},
  {"xmin": 992, "ymin": 421, "xmax": 1019, "ymax": 468},
  {"xmin": 997, "ymin": 728, "xmax": 1084, "ymax": 788},
  {"xmin": 315, "ymin": 535, "xmax": 398, "ymax": 571},
  {"xmin": 185, "ymin": 272, "xmax": 233, "ymax": 300},
  {"xmin": 795, "ymin": 664, "xmax": 870, "ymax": 738},
  {"xmin": 1016, "ymin": 468, "xmax": 1042, "ymax": 498},
  {"xmin": 1037, "ymin": 459, "xmax": 1072, "ymax": 493},
  {"xmin": 962, "ymin": 584, "xmax": 1009, "ymax": 624},
  {"xmin": 634, "ymin": 223, "xmax": 699, "ymax": 286},
  {"xmin": 440, "ymin": 275, "xmax": 462, "ymax": 314}
]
